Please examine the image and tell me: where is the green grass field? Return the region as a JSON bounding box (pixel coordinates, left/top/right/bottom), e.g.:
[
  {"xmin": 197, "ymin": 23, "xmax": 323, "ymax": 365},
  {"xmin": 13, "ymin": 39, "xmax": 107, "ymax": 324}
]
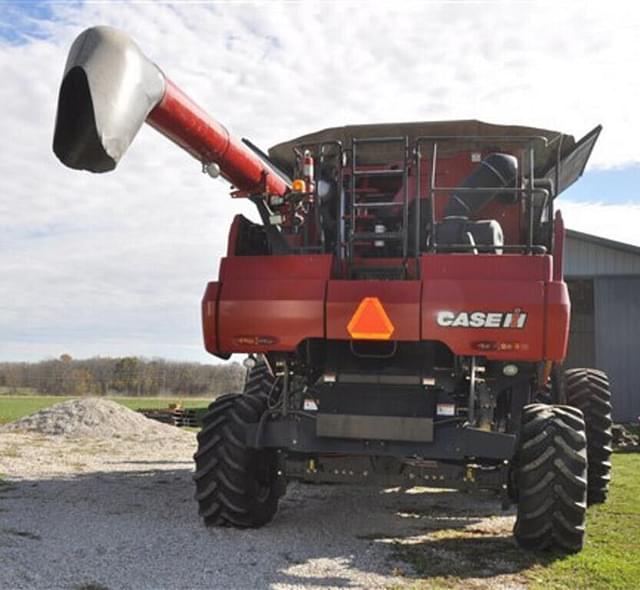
[
  {"xmin": 0, "ymin": 394, "xmax": 210, "ymax": 425},
  {"xmin": 526, "ymin": 451, "xmax": 640, "ymax": 589},
  {"xmin": 388, "ymin": 451, "xmax": 640, "ymax": 590}
]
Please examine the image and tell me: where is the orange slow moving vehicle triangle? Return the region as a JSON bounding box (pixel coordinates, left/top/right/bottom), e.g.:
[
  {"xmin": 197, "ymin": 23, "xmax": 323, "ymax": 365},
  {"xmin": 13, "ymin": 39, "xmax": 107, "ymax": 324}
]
[{"xmin": 347, "ymin": 297, "xmax": 395, "ymax": 340}]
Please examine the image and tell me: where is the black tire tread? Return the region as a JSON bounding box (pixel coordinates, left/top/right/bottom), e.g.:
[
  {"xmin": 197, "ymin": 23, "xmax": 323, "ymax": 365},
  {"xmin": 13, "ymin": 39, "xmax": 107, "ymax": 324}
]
[
  {"xmin": 564, "ymin": 368, "xmax": 613, "ymax": 504},
  {"xmin": 514, "ymin": 404, "xmax": 588, "ymax": 553},
  {"xmin": 193, "ymin": 361, "xmax": 282, "ymax": 528}
]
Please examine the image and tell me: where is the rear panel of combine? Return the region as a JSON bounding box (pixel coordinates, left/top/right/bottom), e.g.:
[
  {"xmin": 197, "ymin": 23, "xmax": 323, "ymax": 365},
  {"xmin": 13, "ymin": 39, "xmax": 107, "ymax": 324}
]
[{"xmin": 203, "ymin": 252, "xmax": 569, "ymax": 363}]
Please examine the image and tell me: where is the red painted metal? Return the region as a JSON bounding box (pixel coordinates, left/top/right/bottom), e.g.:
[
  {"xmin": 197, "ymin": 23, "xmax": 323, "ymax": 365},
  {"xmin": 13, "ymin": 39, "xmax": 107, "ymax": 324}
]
[
  {"xmin": 422, "ymin": 279, "xmax": 546, "ymax": 360},
  {"xmin": 202, "ymin": 282, "xmax": 221, "ymax": 355},
  {"xmin": 553, "ymin": 210, "xmax": 565, "ymax": 281},
  {"xmin": 218, "ymin": 280, "xmax": 326, "ymax": 352},
  {"xmin": 147, "ymin": 79, "xmax": 289, "ymax": 197},
  {"xmin": 215, "ymin": 255, "xmax": 332, "ymax": 353},
  {"xmin": 544, "ymin": 281, "xmax": 571, "ymax": 360},
  {"xmin": 419, "ymin": 254, "xmax": 552, "ymax": 282},
  {"xmin": 219, "ymin": 254, "xmax": 333, "ymax": 281},
  {"xmin": 207, "ymin": 253, "xmax": 569, "ymax": 361}
]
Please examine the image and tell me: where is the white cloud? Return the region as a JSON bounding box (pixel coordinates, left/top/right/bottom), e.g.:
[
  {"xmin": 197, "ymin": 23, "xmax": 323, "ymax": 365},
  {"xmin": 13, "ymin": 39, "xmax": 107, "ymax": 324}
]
[
  {"xmin": 1, "ymin": 1, "xmax": 640, "ymax": 361},
  {"xmin": 559, "ymin": 199, "xmax": 640, "ymax": 247}
]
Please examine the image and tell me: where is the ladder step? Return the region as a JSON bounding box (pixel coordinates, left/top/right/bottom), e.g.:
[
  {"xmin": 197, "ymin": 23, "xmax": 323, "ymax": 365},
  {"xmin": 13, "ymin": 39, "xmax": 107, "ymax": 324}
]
[
  {"xmin": 351, "ymin": 187, "xmax": 384, "ymax": 194},
  {"xmin": 353, "ymin": 202, "xmax": 399, "ymax": 208},
  {"xmin": 352, "ymin": 191, "xmax": 397, "ymax": 199},
  {"xmin": 352, "ymin": 169, "xmax": 404, "ymax": 177},
  {"xmin": 352, "ymin": 231, "xmax": 404, "ymax": 241}
]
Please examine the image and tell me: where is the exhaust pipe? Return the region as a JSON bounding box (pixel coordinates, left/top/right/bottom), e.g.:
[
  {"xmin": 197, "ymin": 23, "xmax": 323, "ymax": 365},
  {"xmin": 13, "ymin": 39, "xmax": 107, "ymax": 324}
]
[{"xmin": 53, "ymin": 26, "xmax": 289, "ymax": 197}]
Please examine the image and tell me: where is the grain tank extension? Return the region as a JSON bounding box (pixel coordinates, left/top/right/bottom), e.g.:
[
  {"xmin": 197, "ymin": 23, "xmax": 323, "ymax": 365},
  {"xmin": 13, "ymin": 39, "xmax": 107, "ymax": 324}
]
[{"xmin": 54, "ymin": 26, "xmax": 613, "ymax": 553}]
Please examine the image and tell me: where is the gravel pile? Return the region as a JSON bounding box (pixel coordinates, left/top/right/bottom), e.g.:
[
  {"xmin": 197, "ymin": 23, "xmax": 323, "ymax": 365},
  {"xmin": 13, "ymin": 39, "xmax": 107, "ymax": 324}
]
[{"xmin": 2, "ymin": 397, "xmax": 191, "ymax": 439}]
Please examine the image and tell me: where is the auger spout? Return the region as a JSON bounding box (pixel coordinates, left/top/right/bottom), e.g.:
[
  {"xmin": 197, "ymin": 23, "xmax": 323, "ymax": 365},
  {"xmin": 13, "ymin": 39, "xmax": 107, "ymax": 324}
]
[{"xmin": 53, "ymin": 26, "xmax": 290, "ymax": 197}]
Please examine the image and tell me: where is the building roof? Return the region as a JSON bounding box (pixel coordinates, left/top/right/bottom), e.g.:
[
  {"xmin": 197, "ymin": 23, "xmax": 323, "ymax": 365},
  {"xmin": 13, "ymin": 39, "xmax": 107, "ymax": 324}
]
[
  {"xmin": 566, "ymin": 229, "xmax": 640, "ymax": 257},
  {"xmin": 565, "ymin": 229, "xmax": 640, "ymax": 276}
]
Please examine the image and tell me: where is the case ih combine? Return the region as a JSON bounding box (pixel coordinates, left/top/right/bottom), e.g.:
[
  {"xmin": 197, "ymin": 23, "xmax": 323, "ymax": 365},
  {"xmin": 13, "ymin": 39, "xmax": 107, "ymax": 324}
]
[{"xmin": 54, "ymin": 27, "xmax": 613, "ymax": 553}]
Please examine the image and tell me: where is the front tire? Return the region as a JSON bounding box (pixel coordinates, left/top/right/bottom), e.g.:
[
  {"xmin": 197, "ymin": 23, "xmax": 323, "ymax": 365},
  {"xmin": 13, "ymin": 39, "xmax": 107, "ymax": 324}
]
[
  {"xmin": 193, "ymin": 392, "xmax": 282, "ymax": 527},
  {"xmin": 564, "ymin": 368, "xmax": 613, "ymax": 505},
  {"xmin": 514, "ymin": 404, "xmax": 588, "ymax": 553}
]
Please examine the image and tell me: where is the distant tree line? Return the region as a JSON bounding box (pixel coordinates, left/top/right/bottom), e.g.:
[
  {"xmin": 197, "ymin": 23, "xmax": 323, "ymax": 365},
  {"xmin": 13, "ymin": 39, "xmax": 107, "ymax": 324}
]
[{"xmin": 0, "ymin": 355, "xmax": 246, "ymax": 397}]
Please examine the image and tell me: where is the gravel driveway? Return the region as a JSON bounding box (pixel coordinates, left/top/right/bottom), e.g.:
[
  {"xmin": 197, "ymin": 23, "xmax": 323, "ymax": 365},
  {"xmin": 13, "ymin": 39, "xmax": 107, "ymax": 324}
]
[{"xmin": 1, "ymin": 428, "xmax": 526, "ymax": 590}]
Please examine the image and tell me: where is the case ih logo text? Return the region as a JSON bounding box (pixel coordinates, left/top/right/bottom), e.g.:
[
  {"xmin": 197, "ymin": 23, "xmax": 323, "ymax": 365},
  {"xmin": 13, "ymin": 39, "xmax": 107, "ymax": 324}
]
[{"xmin": 437, "ymin": 310, "xmax": 528, "ymax": 329}]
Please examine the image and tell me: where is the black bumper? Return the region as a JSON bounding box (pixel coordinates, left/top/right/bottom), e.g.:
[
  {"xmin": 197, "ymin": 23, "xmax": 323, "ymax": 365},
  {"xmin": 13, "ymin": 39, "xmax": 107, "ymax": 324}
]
[{"xmin": 247, "ymin": 414, "xmax": 516, "ymax": 461}]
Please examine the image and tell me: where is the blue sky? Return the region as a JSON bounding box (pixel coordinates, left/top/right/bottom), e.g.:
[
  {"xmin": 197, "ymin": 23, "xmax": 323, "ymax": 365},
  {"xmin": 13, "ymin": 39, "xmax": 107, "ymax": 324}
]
[
  {"xmin": 1, "ymin": 0, "xmax": 61, "ymax": 43},
  {"xmin": 1, "ymin": 0, "xmax": 639, "ymax": 362},
  {"xmin": 563, "ymin": 166, "xmax": 640, "ymax": 205}
]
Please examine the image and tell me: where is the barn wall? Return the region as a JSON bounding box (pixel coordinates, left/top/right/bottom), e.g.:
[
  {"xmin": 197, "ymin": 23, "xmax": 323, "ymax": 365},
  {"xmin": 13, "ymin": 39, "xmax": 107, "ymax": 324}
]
[
  {"xmin": 565, "ymin": 236, "xmax": 640, "ymax": 276},
  {"xmin": 564, "ymin": 232, "xmax": 640, "ymax": 422},
  {"xmin": 594, "ymin": 277, "xmax": 640, "ymax": 422}
]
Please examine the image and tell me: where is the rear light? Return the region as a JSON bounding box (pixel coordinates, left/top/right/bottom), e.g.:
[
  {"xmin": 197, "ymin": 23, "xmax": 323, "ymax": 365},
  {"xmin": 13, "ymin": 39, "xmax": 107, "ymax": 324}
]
[
  {"xmin": 473, "ymin": 341, "xmax": 522, "ymax": 352},
  {"xmin": 292, "ymin": 178, "xmax": 307, "ymax": 192}
]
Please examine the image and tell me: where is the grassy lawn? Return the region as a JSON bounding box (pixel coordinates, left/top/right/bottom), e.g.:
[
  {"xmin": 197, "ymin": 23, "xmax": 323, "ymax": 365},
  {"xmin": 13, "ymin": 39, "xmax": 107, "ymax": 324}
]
[
  {"xmin": 526, "ymin": 452, "xmax": 640, "ymax": 590},
  {"xmin": 0, "ymin": 394, "xmax": 210, "ymax": 425},
  {"xmin": 392, "ymin": 451, "xmax": 640, "ymax": 589}
]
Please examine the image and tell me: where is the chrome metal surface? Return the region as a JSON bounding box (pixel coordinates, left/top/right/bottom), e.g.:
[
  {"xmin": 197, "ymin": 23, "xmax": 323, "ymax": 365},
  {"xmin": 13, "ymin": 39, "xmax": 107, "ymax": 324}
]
[{"xmin": 53, "ymin": 26, "xmax": 166, "ymax": 172}]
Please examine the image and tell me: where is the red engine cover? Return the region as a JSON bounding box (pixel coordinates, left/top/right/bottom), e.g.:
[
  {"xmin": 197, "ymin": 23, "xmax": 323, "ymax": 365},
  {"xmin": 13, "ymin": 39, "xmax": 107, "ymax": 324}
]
[{"xmin": 203, "ymin": 253, "xmax": 570, "ymax": 362}]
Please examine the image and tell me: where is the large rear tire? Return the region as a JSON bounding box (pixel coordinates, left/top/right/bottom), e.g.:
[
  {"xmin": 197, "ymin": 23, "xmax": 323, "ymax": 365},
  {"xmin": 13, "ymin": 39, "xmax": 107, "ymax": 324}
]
[
  {"xmin": 514, "ymin": 404, "xmax": 588, "ymax": 553},
  {"xmin": 564, "ymin": 368, "xmax": 613, "ymax": 505},
  {"xmin": 244, "ymin": 358, "xmax": 278, "ymax": 398},
  {"xmin": 193, "ymin": 391, "xmax": 283, "ymax": 527}
]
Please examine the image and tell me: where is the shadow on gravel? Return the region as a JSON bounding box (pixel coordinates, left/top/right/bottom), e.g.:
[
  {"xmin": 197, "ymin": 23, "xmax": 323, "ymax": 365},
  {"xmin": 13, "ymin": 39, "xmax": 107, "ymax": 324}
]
[
  {"xmin": 2, "ymin": 468, "xmax": 560, "ymax": 588},
  {"xmin": 386, "ymin": 524, "xmax": 561, "ymax": 583},
  {"xmin": 352, "ymin": 487, "xmax": 563, "ymax": 584}
]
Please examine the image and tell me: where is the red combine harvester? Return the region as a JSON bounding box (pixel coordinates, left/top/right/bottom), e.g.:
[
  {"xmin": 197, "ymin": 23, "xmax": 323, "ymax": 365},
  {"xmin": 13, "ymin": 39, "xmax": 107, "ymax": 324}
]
[{"xmin": 54, "ymin": 27, "xmax": 613, "ymax": 553}]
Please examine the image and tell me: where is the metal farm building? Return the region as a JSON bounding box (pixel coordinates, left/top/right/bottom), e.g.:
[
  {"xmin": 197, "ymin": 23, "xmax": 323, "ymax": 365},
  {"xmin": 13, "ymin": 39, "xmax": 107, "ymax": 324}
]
[{"xmin": 565, "ymin": 229, "xmax": 640, "ymax": 421}]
